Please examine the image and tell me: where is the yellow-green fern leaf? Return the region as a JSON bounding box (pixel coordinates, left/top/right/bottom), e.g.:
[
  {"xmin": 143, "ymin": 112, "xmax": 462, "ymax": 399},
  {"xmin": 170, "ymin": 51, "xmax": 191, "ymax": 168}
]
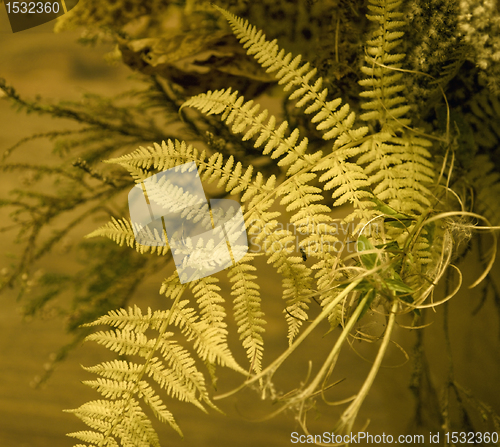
[
  {"xmin": 228, "ymin": 254, "xmax": 266, "ymax": 373},
  {"xmin": 85, "ymin": 217, "xmax": 170, "ymax": 256}
]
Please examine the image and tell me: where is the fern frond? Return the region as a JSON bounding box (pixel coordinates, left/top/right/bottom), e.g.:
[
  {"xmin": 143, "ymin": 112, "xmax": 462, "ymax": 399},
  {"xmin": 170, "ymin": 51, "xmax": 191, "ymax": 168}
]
[
  {"xmin": 358, "ymin": 0, "xmax": 434, "ymax": 215},
  {"xmin": 105, "ymin": 140, "xmax": 205, "ymax": 173},
  {"xmin": 359, "ymin": 0, "xmax": 410, "ymax": 131},
  {"xmin": 85, "ymin": 217, "xmax": 170, "ymax": 256},
  {"xmin": 169, "ymin": 299, "xmax": 245, "ymax": 373},
  {"xmin": 214, "ymin": 6, "xmax": 369, "ymax": 147},
  {"xmin": 183, "ymin": 86, "xmax": 348, "ymax": 257},
  {"xmin": 159, "ymin": 272, "xmax": 189, "ymax": 301},
  {"xmin": 182, "ymin": 88, "xmax": 321, "ymax": 175},
  {"xmin": 468, "ymin": 92, "xmax": 500, "ymax": 150},
  {"xmin": 199, "ymin": 152, "xmax": 255, "ymax": 194},
  {"xmin": 358, "ymin": 133, "xmax": 434, "ymax": 215},
  {"xmin": 117, "ymin": 163, "xmax": 151, "ymax": 184},
  {"xmin": 312, "ymin": 251, "xmax": 348, "ymax": 330},
  {"xmin": 227, "ymin": 254, "xmax": 265, "ymax": 373},
  {"xmin": 242, "ymin": 197, "xmax": 314, "ymax": 343},
  {"xmin": 313, "ymin": 148, "xmax": 373, "ymax": 211},
  {"xmin": 66, "ymin": 280, "xmax": 226, "ymax": 446},
  {"xmin": 467, "ymin": 154, "xmax": 500, "ymax": 225},
  {"xmin": 84, "ymin": 317, "xmax": 216, "ymax": 412},
  {"xmin": 204, "ymin": 11, "xmax": 374, "ymax": 223},
  {"xmin": 106, "ymin": 139, "xmax": 259, "ymax": 199},
  {"xmin": 190, "ymin": 276, "xmax": 227, "ymax": 334},
  {"xmin": 430, "ymin": 46, "xmax": 469, "ymax": 89},
  {"xmin": 182, "ymin": 85, "xmax": 360, "ymax": 336},
  {"xmin": 144, "ymin": 353, "xmax": 208, "ymax": 411},
  {"xmin": 84, "ymin": 306, "xmax": 160, "ymax": 334},
  {"xmin": 67, "ymin": 398, "xmax": 166, "ymax": 446},
  {"xmin": 178, "ymin": 9, "xmax": 381, "ymax": 273},
  {"xmin": 85, "ymin": 328, "xmax": 155, "ymax": 357},
  {"xmin": 140, "ymin": 168, "xmax": 209, "ymax": 217},
  {"xmin": 281, "ymin": 258, "xmax": 312, "ymax": 343},
  {"xmin": 115, "ymin": 112, "xmax": 332, "ymax": 343}
]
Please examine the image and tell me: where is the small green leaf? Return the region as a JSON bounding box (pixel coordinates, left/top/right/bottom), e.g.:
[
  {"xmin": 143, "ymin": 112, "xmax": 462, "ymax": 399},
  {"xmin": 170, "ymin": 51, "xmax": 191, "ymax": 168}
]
[
  {"xmin": 385, "ymin": 278, "xmax": 414, "ymax": 294},
  {"xmin": 385, "ymin": 219, "xmax": 414, "ymax": 229},
  {"xmin": 372, "ymin": 197, "xmax": 411, "ymax": 221},
  {"xmin": 375, "ymin": 240, "xmax": 401, "ymax": 252},
  {"xmin": 371, "ymin": 197, "xmax": 414, "ymax": 228},
  {"xmin": 357, "ymin": 235, "xmax": 378, "ymax": 269},
  {"xmin": 385, "ymin": 271, "xmax": 414, "ymax": 294}
]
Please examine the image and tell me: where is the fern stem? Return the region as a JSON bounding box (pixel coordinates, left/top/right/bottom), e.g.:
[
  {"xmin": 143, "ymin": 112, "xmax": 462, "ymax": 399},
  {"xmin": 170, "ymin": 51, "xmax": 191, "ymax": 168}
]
[
  {"xmin": 338, "ymin": 299, "xmax": 399, "ymax": 436},
  {"xmin": 215, "ymin": 277, "xmax": 364, "ymax": 400},
  {"xmin": 296, "ymin": 290, "xmax": 373, "ymax": 403}
]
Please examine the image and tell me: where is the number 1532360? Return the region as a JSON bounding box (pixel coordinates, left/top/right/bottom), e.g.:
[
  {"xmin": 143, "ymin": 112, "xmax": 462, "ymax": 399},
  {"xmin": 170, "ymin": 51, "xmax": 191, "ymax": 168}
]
[
  {"xmin": 5, "ymin": 2, "xmax": 61, "ymax": 14},
  {"xmin": 445, "ymin": 432, "xmax": 498, "ymax": 444}
]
